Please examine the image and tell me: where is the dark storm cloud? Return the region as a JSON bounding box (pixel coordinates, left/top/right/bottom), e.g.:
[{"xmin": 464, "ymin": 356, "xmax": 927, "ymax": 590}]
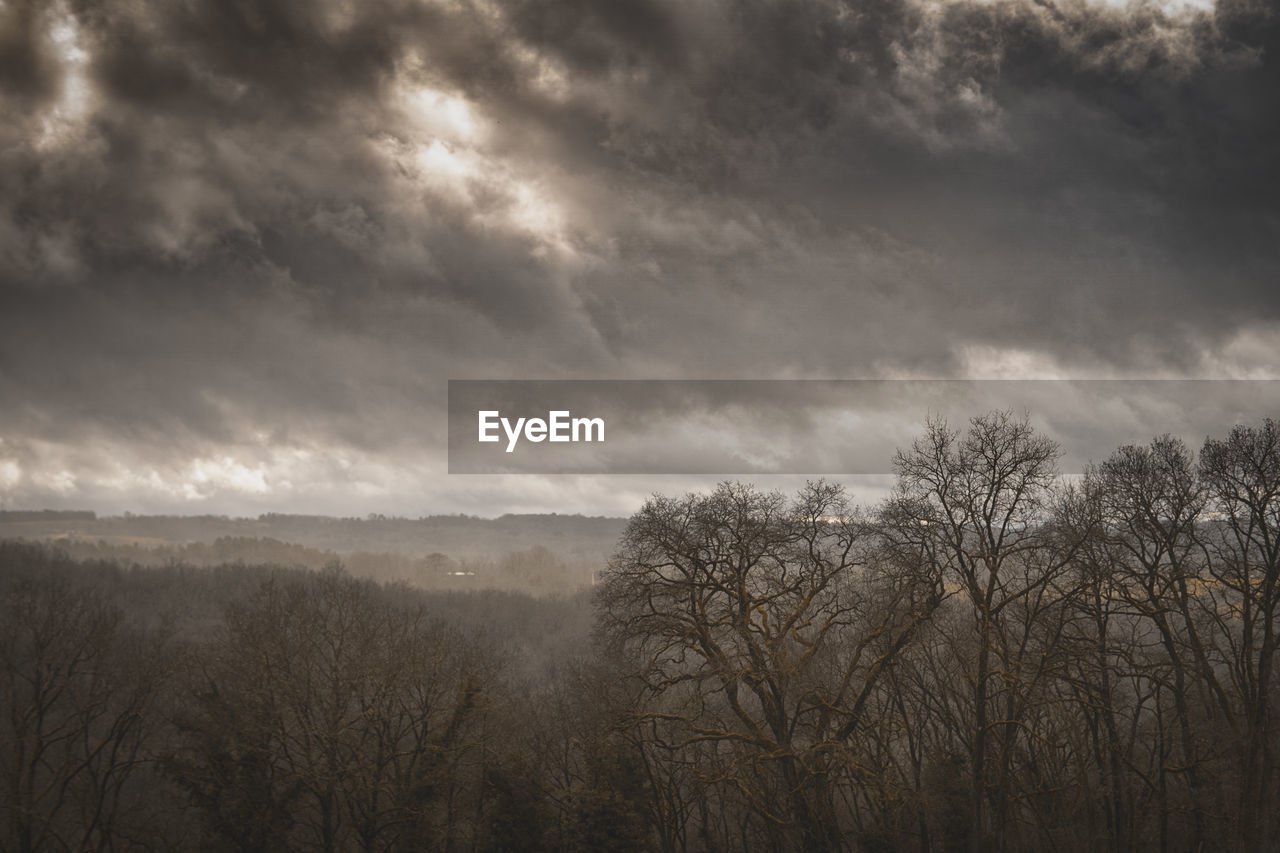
[{"xmin": 1, "ymin": 0, "xmax": 1277, "ymax": 512}]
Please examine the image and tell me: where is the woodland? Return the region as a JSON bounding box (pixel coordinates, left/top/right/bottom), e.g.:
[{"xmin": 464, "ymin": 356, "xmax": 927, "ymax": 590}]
[{"xmin": 4, "ymin": 412, "xmax": 1280, "ymax": 852}]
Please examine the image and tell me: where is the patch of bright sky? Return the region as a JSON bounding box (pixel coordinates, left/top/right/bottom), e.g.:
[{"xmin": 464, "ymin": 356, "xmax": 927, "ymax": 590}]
[
  {"xmin": 11, "ymin": 441, "xmax": 390, "ymax": 509},
  {"xmin": 958, "ymin": 344, "xmax": 1079, "ymax": 379},
  {"xmin": 1194, "ymin": 325, "xmax": 1280, "ymax": 379},
  {"xmin": 0, "ymin": 458, "xmax": 20, "ymax": 491},
  {"xmin": 932, "ymin": 0, "xmax": 1214, "ymax": 11},
  {"xmin": 32, "ymin": 468, "xmax": 78, "ymax": 495},
  {"xmin": 409, "ymin": 87, "xmax": 485, "ymax": 144},
  {"xmin": 185, "ymin": 456, "xmax": 271, "ymax": 500},
  {"xmin": 36, "ymin": 1, "xmax": 92, "ymax": 150},
  {"xmin": 510, "ymin": 42, "xmax": 572, "ymax": 101},
  {"xmin": 395, "ymin": 84, "xmax": 571, "ymax": 253},
  {"xmin": 961, "ymin": 324, "xmax": 1280, "ymax": 380},
  {"xmin": 1084, "ymin": 0, "xmax": 1215, "ymax": 13}
]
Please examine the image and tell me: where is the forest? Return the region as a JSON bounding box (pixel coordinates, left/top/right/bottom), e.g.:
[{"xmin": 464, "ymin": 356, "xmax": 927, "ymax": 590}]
[{"xmin": 3, "ymin": 411, "xmax": 1279, "ymax": 852}]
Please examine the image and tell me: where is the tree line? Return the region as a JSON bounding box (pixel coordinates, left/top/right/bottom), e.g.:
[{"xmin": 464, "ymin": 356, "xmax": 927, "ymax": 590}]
[{"xmin": 2, "ymin": 411, "xmax": 1278, "ymax": 851}]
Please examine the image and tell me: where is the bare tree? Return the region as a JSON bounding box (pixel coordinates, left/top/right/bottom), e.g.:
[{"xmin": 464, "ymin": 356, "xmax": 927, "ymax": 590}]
[
  {"xmin": 597, "ymin": 481, "xmax": 941, "ymax": 852},
  {"xmin": 1199, "ymin": 420, "xmax": 1280, "ymax": 851},
  {"xmin": 1088, "ymin": 436, "xmax": 1229, "ymax": 851},
  {"xmin": 170, "ymin": 570, "xmax": 497, "ymax": 852},
  {"xmin": 891, "ymin": 411, "xmax": 1077, "ymax": 853},
  {"xmin": 1, "ymin": 577, "xmax": 166, "ymax": 853}
]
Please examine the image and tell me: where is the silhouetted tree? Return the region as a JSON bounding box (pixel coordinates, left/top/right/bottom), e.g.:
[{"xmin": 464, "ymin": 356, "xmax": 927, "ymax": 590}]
[
  {"xmin": 599, "ymin": 481, "xmax": 942, "ymax": 851},
  {"xmin": 1, "ymin": 576, "xmax": 168, "ymax": 852}
]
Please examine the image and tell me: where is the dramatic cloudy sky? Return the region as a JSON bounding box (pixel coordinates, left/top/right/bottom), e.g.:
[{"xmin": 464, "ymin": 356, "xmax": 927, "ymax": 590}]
[{"xmin": 1, "ymin": 0, "xmax": 1278, "ymax": 516}]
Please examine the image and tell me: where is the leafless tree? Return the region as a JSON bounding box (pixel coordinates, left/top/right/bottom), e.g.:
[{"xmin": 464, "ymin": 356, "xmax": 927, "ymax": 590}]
[
  {"xmin": 891, "ymin": 411, "xmax": 1079, "ymax": 853},
  {"xmin": 1199, "ymin": 420, "xmax": 1280, "ymax": 851},
  {"xmin": 597, "ymin": 481, "xmax": 942, "ymax": 852},
  {"xmin": 170, "ymin": 570, "xmax": 497, "ymax": 852},
  {"xmin": 1, "ymin": 577, "xmax": 167, "ymax": 853}
]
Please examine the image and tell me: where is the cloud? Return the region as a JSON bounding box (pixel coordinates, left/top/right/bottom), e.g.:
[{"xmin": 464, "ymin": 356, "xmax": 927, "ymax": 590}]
[{"xmin": 1, "ymin": 0, "xmax": 1277, "ymax": 514}]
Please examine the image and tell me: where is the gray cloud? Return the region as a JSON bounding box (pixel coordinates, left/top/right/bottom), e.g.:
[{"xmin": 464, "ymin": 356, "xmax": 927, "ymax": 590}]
[{"xmin": 1, "ymin": 0, "xmax": 1278, "ymax": 514}]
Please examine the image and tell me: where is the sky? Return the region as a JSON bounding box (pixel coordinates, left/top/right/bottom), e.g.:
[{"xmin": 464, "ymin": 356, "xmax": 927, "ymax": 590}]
[{"xmin": 1, "ymin": 0, "xmax": 1278, "ymax": 517}]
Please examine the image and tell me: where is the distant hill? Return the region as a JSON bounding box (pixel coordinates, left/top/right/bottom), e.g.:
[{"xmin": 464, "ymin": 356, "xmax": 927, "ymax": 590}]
[
  {"xmin": 0, "ymin": 511, "xmax": 629, "ymax": 593},
  {"xmin": 0, "ymin": 509, "xmax": 97, "ymax": 522}
]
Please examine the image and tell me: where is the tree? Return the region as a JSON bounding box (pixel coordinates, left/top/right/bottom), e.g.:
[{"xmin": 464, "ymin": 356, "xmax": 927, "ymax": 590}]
[
  {"xmin": 597, "ymin": 481, "xmax": 941, "ymax": 852},
  {"xmin": 891, "ymin": 411, "xmax": 1077, "ymax": 852},
  {"xmin": 0, "ymin": 576, "xmax": 167, "ymax": 853},
  {"xmin": 1199, "ymin": 419, "xmax": 1280, "ymax": 851},
  {"xmin": 170, "ymin": 570, "xmax": 498, "ymax": 851},
  {"xmin": 1088, "ymin": 435, "xmax": 1222, "ymax": 851}
]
